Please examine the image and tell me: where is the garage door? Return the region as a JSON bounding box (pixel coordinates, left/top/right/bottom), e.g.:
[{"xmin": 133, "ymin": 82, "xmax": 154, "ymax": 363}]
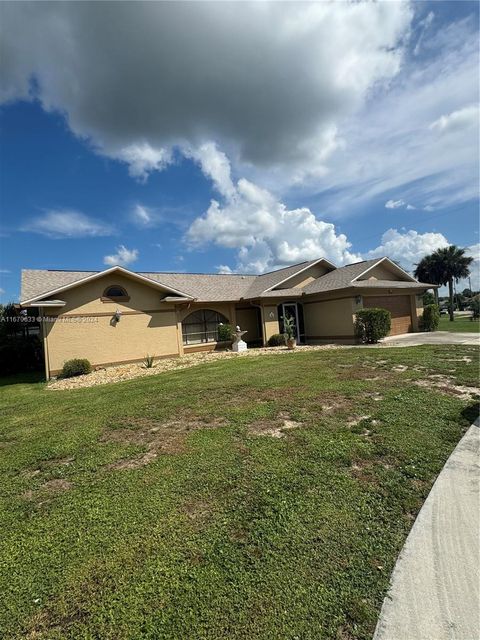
[{"xmin": 363, "ymin": 295, "xmax": 412, "ymax": 336}]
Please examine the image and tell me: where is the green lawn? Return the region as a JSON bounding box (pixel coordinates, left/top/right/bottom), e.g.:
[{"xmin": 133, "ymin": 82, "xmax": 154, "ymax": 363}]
[
  {"xmin": 1, "ymin": 346, "xmax": 479, "ymax": 640},
  {"xmin": 438, "ymin": 315, "xmax": 480, "ymax": 333}
]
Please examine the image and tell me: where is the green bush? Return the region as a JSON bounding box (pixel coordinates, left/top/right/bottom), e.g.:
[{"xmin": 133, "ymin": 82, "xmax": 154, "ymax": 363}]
[
  {"xmin": 421, "ymin": 304, "xmax": 440, "ymax": 332},
  {"xmin": 218, "ymin": 323, "xmax": 233, "ymax": 342},
  {"xmin": 355, "ymin": 308, "xmax": 391, "ymax": 344},
  {"xmin": 61, "ymin": 358, "xmax": 92, "ymax": 378},
  {"xmin": 267, "ymin": 333, "xmax": 286, "ymax": 347}
]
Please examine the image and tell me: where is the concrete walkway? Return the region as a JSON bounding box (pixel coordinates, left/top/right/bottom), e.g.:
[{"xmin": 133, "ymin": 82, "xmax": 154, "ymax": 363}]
[
  {"xmin": 380, "ymin": 332, "xmax": 479, "ymax": 347},
  {"xmin": 374, "ymin": 418, "xmax": 480, "ymax": 640}
]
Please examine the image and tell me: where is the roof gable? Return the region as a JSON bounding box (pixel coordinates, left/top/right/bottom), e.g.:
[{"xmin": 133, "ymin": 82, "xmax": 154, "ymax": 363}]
[
  {"xmin": 20, "ymin": 266, "xmax": 194, "ymax": 305},
  {"xmin": 352, "ymin": 257, "xmax": 417, "ymax": 283}
]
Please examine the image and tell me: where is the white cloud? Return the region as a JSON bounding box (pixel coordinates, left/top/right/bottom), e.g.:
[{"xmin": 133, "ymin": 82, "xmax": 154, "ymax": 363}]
[
  {"xmin": 186, "ymin": 147, "xmax": 361, "ymax": 273},
  {"xmin": 186, "ymin": 142, "xmax": 236, "ymax": 199},
  {"xmin": 366, "ymin": 228, "xmax": 449, "ymax": 272},
  {"xmin": 406, "ymin": 204, "xmax": 416, "ymax": 210},
  {"xmin": 0, "ymin": 2, "xmax": 411, "ymax": 179},
  {"xmin": 216, "ymin": 265, "xmax": 234, "ymax": 275},
  {"xmin": 103, "ymin": 245, "xmax": 138, "ymax": 267},
  {"xmin": 0, "ymin": 287, "xmax": 4, "ymax": 295},
  {"xmin": 465, "ymin": 243, "xmax": 480, "ymax": 289},
  {"xmin": 429, "ymin": 104, "xmax": 479, "ymax": 133},
  {"xmin": 385, "ymin": 199, "xmax": 406, "ymax": 209},
  {"xmin": 316, "ymin": 16, "xmax": 479, "ymax": 214},
  {"xmin": 117, "ymin": 143, "xmax": 172, "ymax": 182},
  {"xmin": 22, "ymin": 210, "xmax": 114, "ymax": 238},
  {"xmin": 132, "ymin": 204, "xmax": 152, "ymax": 226}
]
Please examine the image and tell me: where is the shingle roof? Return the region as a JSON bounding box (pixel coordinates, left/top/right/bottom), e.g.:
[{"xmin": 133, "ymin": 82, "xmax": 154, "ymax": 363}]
[
  {"xmin": 20, "ymin": 259, "xmax": 327, "ymax": 304},
  {"xmin": 140, "ymin": 272, "xmax": 255, "ymax": 301},
  {"xmin": 244, "ymin": 259, "xmax": 323, "ymax": 298},
  {"xmin": 20, "ymin": 257, "xmax": 432, "ymax": 305},
  {"xmin": 302, "ymin": 259, "xmax": 383, "ymax": 294},
  {"xmin": 21, "ymin": 269, "xmax": 98, "ymax": 302}
]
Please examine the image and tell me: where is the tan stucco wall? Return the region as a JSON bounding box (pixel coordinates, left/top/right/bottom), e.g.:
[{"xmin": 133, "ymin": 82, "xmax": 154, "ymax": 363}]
[
  {"xmin": 358, "ymin": 263, "xmax": 410, "ymax": 282},
  {"xmin": 42, "ymin": 277, "xmax": 239, "ymax": 375},
  {"xmin": 48, "ymin": 273, "xmax": 167, "ymax": 314},
  {"xmin": 45, "ymin": 309, "xmax": 179, "ymax": 374},
  {"xmin": 304, "ymin": 297, "xmax": 356, "ymax": 338}
]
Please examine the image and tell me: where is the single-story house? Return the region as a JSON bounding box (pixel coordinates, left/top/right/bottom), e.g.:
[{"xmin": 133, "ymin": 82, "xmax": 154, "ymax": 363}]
[{"xmin": 20, "ymin": 256, "xmax": 434, "ymax": 379}]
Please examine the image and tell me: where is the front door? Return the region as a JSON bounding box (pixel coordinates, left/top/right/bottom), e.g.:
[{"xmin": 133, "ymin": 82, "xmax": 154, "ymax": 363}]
[{"xmin": 281, "ymin": 303, "xmax": 300, "ymax": 342}]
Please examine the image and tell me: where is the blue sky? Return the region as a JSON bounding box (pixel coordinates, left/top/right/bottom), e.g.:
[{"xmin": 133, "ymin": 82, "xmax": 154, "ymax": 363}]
[{"xmin": 0, "ymin": 1, "xmax": 478, "ymax": 302}]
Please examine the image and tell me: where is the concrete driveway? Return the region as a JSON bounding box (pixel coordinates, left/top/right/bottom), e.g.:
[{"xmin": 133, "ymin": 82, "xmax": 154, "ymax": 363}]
[
  {"xmin": 374, "ymin": 418, "xmax": 480, "ymax": 640},
  {"xmin": 379, "ymin": 332, "xmax": 479, "ymax": 347}
]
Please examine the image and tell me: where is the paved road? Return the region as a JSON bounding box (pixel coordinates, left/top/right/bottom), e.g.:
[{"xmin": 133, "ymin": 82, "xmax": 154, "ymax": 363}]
[
  {"xmin": 380, "ymin": 332, "xmax": 479, "ymax": 347},
  {"xmin": 374, "ymin": 418, "xmax": 480, "ymax": 640}
]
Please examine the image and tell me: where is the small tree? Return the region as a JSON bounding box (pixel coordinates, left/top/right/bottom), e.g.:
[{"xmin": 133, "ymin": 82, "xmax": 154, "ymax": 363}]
[
  {"xmin": 431, "ymin": 246, "xmax": 473, "ymax": 322},
  {"xmin": 422, "ymin": 304, "xmax": 440, "ymax": 332},
  {"xmin": 355, "ymin": 308, "xmax": 391, "ymax": 344}
]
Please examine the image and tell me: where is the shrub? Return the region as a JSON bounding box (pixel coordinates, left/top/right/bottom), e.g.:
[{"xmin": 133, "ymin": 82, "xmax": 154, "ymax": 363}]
[
  {"xmin": 421, "ymin": 304, "xmax": 440, "ymax": 332},
  {"xmin": 143, "ymin": 354, "xmax": 155, "ymax": 368},
  {"xmin": 422, "ymin": 291, "xmax": 435, "ymax": 306},
  {"xmin": 218, "ymin": 323, "xmax": 234, "ymax": 342},
  {"xmin": 355, "ymin": 308, "xmax": 391, "ymax": 344},
  {"xmin": 267, "ymin": 333, "xmax": 286, "ymax": 347},
  {"xmin": 61, "ymin": 358, "xmax": 92, "ymax": 378}
]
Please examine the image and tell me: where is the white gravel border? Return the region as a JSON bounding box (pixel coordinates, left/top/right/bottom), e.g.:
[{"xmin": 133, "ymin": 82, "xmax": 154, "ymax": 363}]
[{"xmin": 48, "ymin": 344, "xmax": 343, "ymax": 390}]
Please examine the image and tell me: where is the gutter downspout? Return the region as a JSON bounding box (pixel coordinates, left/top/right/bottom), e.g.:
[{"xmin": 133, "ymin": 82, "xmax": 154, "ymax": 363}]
[{"xmin": 39, "ymin": 307, "xmax": 51, "ymax": 381}]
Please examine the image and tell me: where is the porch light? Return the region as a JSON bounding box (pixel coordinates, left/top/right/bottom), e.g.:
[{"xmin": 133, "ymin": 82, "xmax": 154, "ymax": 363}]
[{"xmin": 114, "ymin": 309, "xmax": 122, "ymax": 323}]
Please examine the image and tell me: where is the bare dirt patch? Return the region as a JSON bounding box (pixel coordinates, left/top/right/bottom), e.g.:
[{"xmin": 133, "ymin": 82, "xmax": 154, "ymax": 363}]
[
  {"xmin": 182, "ymin": 499, "xmax": 213, "ymax": 529},
  {"xmin": 103, "ymin": 415, "xmax": 225, "ymax": 469},
  {"xmin": 347, "ymin": 415, "xmax": 371, "ymax": 427},
  {"xmin": 22, "ymin": 478, "xmax": 73, "ymax": 501},
  {"xmin": 415, "ymin": 378, "xmax": 480, "ymax": 401},
  {"xmin": 248, "ymin": 412, "xmax": 302, "ymax": 438}
]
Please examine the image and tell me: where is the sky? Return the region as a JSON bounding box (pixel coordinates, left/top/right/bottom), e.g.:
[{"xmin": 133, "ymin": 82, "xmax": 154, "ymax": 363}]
[{"xmin": 0, "ymin": 0, "xmax": 478, "ymax": 303}]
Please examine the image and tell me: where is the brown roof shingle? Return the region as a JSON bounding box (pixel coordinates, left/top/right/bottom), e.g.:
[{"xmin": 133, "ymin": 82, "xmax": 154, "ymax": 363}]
[{"xmin": 20, "ymin": 257, "xmax": 432, "ymax": 305}]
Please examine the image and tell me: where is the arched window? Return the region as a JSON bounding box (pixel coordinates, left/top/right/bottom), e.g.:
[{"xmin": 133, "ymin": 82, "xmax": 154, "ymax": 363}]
[
  {"xmin": 102, "ymin": 285, "xmax": 130, "ymax": 301},
  {"xmin": 182, "ymin": 309, "xmax": 228, "ymax": 345}
]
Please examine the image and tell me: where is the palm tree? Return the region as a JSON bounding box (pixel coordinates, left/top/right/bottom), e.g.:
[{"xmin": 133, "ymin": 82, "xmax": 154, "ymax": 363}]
[
  {"xmin": 414, "ymin": 254, "xmax": 442, "ymax": 305},
  {"xmin": 432, "ymin": 246, "xmax": 474, "ymax": 321}
]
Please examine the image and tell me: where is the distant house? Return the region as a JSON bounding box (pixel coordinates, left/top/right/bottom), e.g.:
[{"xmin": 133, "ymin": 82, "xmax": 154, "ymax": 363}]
[{"xmin": 21, "ymin": 257, "xmax": 433, "ymax": 378}]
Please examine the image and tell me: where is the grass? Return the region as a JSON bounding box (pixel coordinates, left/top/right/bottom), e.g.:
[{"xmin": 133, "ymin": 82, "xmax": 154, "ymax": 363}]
[
  {"xmin": 0, "ymin": 345, "xmax": 478, "ymax": 640},
  {"xmin": 438, "ymin": 315, "xmax": 480, "ymax": 333}
]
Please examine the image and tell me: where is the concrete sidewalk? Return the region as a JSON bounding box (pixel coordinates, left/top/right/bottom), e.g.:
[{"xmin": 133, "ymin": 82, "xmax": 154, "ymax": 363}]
[
  {"xmin": 374, "ymin": 418, "xmax": 480, "ymax": 640},
  {"xmin": 380, "ymin": 332, "xmax": 480, "ymax": 347}
]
